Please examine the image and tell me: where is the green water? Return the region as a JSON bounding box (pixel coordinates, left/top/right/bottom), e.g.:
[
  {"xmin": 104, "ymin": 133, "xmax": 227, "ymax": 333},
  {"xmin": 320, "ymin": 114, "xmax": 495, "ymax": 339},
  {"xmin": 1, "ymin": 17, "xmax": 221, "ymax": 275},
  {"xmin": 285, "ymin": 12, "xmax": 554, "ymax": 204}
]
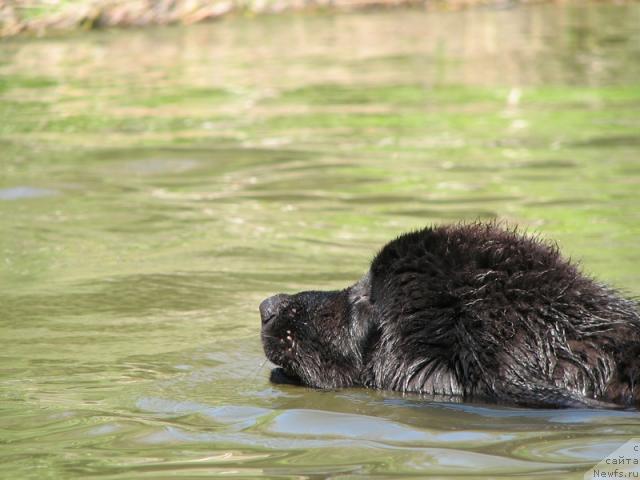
[{"xmin": 1, "ymin": 4, "xmax": 640, "ymax": 478}]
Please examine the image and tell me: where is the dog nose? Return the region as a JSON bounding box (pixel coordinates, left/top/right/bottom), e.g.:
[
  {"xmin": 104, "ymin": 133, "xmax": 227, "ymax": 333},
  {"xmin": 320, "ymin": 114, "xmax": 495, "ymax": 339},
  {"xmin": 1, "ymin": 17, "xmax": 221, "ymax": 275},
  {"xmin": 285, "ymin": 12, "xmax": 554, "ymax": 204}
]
[{"xmin": 259, "ymin": 294, "xmax": 290, "ymax": 326}]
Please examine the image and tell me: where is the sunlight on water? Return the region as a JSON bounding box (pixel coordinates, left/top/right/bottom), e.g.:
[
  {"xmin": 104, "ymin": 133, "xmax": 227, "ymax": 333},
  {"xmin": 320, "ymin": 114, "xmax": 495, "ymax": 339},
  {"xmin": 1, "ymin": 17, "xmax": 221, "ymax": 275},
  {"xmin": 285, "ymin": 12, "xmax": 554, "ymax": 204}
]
[{"xmin": 1, "ymin": 3, "xmax": 640, "ymax": 478}]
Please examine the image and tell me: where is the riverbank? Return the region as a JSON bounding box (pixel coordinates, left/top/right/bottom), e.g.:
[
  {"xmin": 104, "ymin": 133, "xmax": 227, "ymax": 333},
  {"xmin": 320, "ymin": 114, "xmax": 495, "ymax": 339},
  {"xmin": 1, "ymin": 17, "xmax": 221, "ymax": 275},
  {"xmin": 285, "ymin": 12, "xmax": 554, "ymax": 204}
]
[{"xmin": 1, "ymin": 0, "xmax": 558, "ymax": 38}]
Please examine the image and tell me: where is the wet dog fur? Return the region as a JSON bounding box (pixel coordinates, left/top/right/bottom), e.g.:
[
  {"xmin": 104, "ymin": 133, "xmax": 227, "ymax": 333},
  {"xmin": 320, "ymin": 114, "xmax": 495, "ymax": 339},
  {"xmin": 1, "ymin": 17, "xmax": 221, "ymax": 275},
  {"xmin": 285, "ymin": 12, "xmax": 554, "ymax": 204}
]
[{"xmin": 260, "ymin": 223, "xmax": 640, "ymax": 408}]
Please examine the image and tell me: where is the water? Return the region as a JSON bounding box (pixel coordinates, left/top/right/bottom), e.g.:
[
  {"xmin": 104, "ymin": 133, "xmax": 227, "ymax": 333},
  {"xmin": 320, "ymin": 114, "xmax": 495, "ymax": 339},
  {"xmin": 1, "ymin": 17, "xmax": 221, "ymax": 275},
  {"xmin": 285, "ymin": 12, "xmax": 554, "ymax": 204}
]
[{"xmin": 1, "ymin": 4, "xmax": 640, "ymax": 478}]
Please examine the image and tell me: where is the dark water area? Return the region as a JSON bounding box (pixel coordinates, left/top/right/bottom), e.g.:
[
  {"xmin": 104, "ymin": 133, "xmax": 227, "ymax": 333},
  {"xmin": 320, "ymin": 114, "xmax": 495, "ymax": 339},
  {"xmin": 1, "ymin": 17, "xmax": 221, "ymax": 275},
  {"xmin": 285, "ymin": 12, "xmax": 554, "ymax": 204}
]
[{"xmin": 1, "ymin": 3, "xmax": 640, "ymax": 478}]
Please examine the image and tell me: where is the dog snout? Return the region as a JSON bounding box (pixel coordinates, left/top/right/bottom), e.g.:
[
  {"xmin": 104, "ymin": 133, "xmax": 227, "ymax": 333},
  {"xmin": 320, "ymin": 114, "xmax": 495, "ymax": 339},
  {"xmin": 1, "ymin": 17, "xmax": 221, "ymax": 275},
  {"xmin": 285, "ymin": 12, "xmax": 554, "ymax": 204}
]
[{"xmin": 259, "ymin": 293, "xmax": 290, "ymax": 326}]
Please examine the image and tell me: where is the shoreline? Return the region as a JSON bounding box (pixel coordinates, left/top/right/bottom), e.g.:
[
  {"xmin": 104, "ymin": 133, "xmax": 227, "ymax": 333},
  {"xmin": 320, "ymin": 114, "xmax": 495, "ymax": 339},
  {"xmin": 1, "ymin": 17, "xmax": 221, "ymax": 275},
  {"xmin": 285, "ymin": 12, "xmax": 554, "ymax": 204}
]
[{"xmin": 0, "ymin": 0, "xmax": 569, "ymax": 39}]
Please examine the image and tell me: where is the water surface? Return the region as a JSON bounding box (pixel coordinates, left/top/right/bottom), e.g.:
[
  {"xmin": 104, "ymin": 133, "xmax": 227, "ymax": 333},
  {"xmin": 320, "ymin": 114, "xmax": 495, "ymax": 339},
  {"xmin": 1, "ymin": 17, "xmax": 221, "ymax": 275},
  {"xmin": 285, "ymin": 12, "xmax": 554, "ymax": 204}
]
[{"xmin": 1, "ymin": 4, "xmax": 640, "ymax": 478}]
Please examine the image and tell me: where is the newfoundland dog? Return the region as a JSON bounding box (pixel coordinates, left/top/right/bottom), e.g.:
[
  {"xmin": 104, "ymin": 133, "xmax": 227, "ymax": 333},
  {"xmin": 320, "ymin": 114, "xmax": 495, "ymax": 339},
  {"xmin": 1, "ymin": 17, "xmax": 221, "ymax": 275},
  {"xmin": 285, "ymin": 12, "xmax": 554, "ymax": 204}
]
[{"xmin": 260, "ymin": 223, "xmax": 640, "ymax": 408}]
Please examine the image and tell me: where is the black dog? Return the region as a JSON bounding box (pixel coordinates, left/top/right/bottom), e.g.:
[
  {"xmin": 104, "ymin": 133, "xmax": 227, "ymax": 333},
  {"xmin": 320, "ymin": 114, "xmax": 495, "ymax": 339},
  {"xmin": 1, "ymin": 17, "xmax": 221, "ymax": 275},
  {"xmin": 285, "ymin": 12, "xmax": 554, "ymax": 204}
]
[{"xmin": 260, "ymin": 223, "xmax": 640, "ymax": 408}]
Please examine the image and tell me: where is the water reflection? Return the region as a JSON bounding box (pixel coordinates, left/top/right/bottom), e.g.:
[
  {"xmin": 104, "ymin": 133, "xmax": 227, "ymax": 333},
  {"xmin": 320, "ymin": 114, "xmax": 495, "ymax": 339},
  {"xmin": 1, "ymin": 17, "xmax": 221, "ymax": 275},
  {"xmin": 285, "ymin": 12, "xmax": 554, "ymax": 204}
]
[{"xmin": 0, "ymin": 186, "xmax": 58, "ymax": 200}]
